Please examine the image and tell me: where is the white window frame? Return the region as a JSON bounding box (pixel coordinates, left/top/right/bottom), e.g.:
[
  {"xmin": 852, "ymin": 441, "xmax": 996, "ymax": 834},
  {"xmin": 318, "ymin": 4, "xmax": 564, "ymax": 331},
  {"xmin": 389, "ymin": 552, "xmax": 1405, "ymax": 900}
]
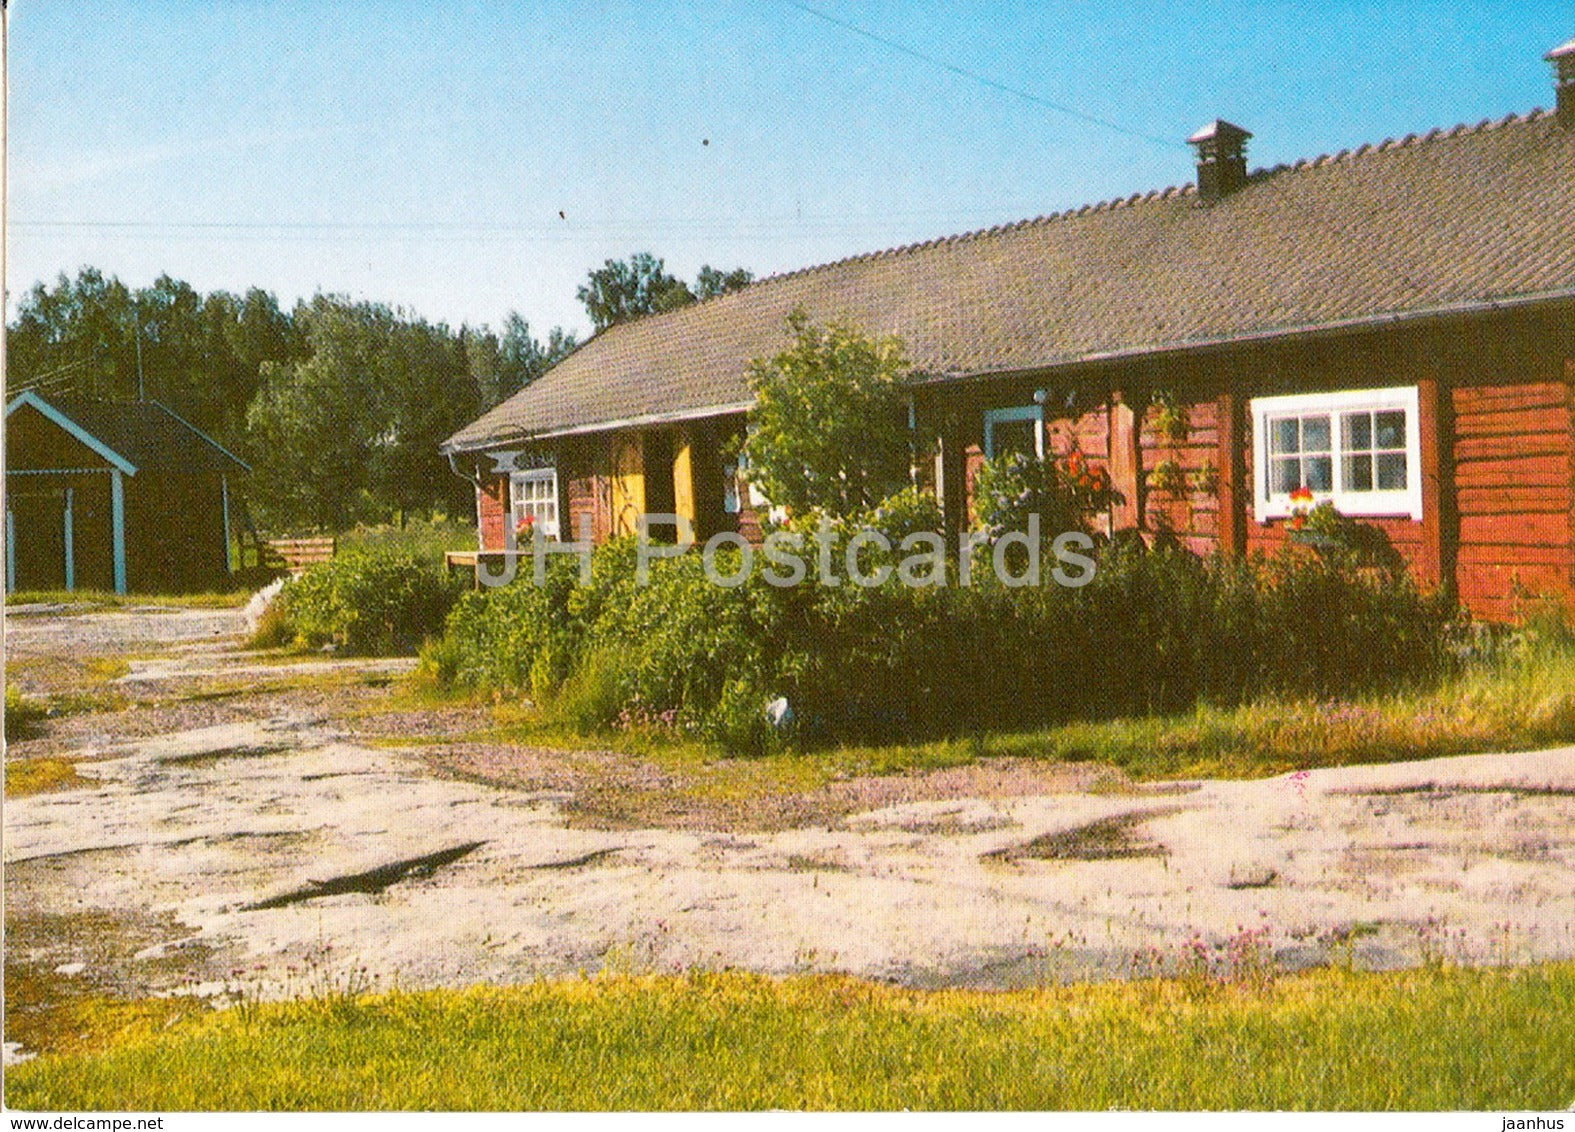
[
  {"xmin": 509, "ymin": 467, "xmax": 561, "ymax": 540},
  {"xmin": 983, "ymin": 405, "xmax": 1044, "ymax": 460},
  {"xmin": 1251, "ymin": 386, "xmax": 1423, "ymax": 521}
]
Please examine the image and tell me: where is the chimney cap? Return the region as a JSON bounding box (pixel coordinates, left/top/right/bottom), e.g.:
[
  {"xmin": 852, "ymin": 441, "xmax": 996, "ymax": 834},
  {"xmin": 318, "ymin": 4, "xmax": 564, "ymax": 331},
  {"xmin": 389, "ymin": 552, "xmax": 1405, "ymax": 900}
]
[
  {"xmin": 1546, "ymin": 37, "xmax": 1575, "ymax": 61},
  {"xmin": 1187, "ymin": 119, "xmax": 1253, "ymax": 146}
]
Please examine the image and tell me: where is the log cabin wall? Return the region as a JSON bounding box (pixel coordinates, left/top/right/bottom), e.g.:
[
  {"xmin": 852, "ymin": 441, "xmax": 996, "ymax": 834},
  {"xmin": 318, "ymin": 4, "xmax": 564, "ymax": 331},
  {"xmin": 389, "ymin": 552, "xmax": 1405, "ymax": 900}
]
[
  {"xmin": 927, "ymin": 307, "xmax": 1574, "ymax": 620},
  {"xmin": 559, "ymin": 435, "xmax": 604, "ymax": 543},
  {"xmin": 1198, "ymin": 313, "xmax": 1572, "ymax": 618},
  {"xmin": 1447, "ymin": 339, "xmax": 1575, "ymax": 620},
  {"xmin": 1137, "ymin": 395, "xmax": 1220, "ymax": 557},
  {"xmin": 476, "ymin": 472, "xmax": 508, "ymax": 551}
]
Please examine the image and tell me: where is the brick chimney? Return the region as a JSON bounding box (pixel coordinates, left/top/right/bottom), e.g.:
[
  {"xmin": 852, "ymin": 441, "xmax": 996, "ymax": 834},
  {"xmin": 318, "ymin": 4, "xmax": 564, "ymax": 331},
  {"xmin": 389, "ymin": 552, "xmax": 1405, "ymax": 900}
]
[
  {"xmin": 1188, "ymin": 119, "xmax": 1252, "ymax": 203},
  {"xmin": 1549, "ymin": 37, "xmax": 1575, "ymax": 127}
]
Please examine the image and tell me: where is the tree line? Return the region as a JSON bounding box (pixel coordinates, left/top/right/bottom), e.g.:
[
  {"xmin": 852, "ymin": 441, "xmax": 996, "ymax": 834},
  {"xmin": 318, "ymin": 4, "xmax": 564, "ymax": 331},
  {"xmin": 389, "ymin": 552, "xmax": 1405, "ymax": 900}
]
[{"xmin": 6, "ymin": 255, "xmax": 749, "ymax": 532}]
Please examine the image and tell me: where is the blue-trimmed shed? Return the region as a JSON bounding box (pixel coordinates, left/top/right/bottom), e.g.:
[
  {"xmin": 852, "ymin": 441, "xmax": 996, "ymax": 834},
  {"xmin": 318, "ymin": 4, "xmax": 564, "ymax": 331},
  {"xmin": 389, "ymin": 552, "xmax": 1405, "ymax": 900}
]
[{"xmin": 4, "ymin": 391, "xmax": 250, "ymax": 594}]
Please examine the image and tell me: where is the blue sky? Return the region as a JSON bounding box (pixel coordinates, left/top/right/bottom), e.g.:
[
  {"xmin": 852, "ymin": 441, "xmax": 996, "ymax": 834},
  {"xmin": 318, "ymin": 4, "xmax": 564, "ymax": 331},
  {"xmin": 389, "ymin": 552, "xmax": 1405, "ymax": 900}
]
[{"xmin": 9, "ymin": 2, "xmax": 1572, "ymax": 338}]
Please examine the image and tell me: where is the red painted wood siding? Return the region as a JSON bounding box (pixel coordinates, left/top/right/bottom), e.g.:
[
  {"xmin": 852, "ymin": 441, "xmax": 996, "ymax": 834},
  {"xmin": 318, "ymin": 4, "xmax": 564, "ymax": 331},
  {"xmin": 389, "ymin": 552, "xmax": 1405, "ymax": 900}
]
[
  {"xmin": 1138, "ymin": 398, "xmax": 1220, "ymax": 558},
  {"xmin": 478, "ymin": 474, "xmax": 508, "ymax": 551},
  {"xmin": 1451, "ymin": 377, "xmax": 1575, "ymax": 620}
]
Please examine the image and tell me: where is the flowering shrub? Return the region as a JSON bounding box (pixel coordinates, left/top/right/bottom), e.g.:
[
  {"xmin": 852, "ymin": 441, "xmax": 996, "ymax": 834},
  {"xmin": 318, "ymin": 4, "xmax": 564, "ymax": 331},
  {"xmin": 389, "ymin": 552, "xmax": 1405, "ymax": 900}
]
[
  {"xmin": 1284, "ymin": 499, "xmax": 1406, "ymax": 575},
  {"xmin": 972, "ymin": 450, "xmax": 1117, "ymax": 542}
]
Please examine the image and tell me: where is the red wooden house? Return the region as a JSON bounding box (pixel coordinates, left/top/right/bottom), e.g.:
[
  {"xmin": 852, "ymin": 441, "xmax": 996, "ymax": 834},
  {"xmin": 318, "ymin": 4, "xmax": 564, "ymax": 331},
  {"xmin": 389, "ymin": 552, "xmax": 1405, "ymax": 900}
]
[
  {"xmin": 4, "ymin": 391, "xmax": 249, "ymax": 595},
  {"xmin": 444, "ymin": 38, "xmax": 1575, "ymax": 620}
]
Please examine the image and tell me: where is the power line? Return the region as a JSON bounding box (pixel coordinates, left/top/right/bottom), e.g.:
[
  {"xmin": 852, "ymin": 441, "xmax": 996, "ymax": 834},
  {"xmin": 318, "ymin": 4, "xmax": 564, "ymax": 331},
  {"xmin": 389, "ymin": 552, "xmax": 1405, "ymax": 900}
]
[
  {"xmin": 780, "ymin": 0, "xmax": 1181, "ymax": 150},
  {"xmin": 7, "ymin": 210, "xmax": 1074, "ymax": 243},
  {"xmin": 10, "ymin": 203, "xmax": 1062, "ymax": 233}
]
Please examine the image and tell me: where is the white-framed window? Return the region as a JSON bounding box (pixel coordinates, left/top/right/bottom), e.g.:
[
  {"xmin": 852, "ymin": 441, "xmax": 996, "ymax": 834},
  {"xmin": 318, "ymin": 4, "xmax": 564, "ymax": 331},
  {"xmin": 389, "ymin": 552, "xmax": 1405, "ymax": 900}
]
[
  {"xmin": 983, "ymin": 405, "xmax": 1044, "ymax": 460},
  {"xmin": 1251, "ymin": 386, "xmax": 1422, "ymax": 520},
  {"xmin": 510, "ymin": 467, "xmax": 560, "ymax": 539}
]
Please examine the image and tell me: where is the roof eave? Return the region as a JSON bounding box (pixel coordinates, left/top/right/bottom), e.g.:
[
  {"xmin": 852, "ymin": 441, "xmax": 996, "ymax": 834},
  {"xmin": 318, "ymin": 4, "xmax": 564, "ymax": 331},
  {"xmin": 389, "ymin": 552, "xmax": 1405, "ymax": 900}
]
[
  {"xmin": 442, "ymin": 399, "xmax": 755, "ymax": 455},
  {"xmin": 3, "ymin": 390, "xmax": 140, "ymax": 475},
  {"xmin": 910, "ymin": 288, "xmax": 1575, "ymax": 388},
  {"xmin": 442, "ymin": 288, "xmax": 1575, "ymax": 454}
]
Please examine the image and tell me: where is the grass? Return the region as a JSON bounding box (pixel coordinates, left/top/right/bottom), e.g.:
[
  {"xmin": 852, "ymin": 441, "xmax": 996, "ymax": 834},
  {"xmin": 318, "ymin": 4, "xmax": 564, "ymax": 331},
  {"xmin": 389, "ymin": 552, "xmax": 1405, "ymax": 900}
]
[
  {"xmin": 7, "ymin": 964, "xmax": 1574, "ymax": 1110},
  {"xmin": 369, "ymin": 637, "xmax": 1575, "ymax": 831},
  {"xmin": 833, "ymin": 637, "xmax": 1575, "ymax": 783},
  {"xmin": 402, "ymin": 639, "xmax": 1575, "ymax": 817},
  {"xmin": 6, "ymin": 589, "xmax": 253, "ymax": 610},
  {"xmin": 3, "ymin": 962, "xmax": 200, "ymax": 1066},
  {"xmin": 5, "ymin": 683, "xmax": 48, "ymax": 739},
  {"xmin": 4, "ymin": 756, "xmax": 91, "ymax": 797}
]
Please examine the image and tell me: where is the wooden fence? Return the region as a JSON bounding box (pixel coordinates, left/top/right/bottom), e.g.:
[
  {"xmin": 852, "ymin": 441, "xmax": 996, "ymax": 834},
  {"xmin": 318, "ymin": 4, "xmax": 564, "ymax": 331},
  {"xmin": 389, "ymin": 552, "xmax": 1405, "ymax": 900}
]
[{"xmin": 258, "ymin": 536, "xmax": 337, "ymax": 574}]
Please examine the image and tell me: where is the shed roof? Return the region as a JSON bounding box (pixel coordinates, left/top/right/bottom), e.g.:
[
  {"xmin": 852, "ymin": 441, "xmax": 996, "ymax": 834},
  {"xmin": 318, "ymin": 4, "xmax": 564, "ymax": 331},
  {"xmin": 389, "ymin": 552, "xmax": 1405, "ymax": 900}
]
[
  {"xmin": 5, "ymin": 391, "xmax": 251, "ymax": 475},
  {"xmin": 446, "ymin": 109, "xmax": 1575, "ymax": 453}
]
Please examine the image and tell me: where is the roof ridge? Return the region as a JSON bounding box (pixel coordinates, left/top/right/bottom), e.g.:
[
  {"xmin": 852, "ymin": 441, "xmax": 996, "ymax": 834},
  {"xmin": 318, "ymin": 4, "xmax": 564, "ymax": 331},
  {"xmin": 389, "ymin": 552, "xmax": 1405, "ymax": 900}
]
[
  {"xmin": 1252, "ymin": 106, "xmax": 1550, "ymax": 178},
  {"xmin": 744, "ymin": 107, "xmax": 1551, "ymax": 293},
  {"xmin": 749, "ymin": 181, "xmax": 1202, "ymax": 289},
  {"xmin": 148, "ymin": 399, "xmax": 252, "ymax": 471}
]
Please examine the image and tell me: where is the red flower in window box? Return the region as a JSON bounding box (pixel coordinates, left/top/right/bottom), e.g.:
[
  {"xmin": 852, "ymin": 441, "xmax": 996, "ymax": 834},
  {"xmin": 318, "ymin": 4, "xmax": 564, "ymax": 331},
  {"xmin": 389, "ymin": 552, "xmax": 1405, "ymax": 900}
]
[
  {"xmin": 514, "ymin": 514, "xmax": 536, "ymax": 539},
  {"xmin": 1288, "ymin": 486, "xmax": 1315, "ymax": 530}
]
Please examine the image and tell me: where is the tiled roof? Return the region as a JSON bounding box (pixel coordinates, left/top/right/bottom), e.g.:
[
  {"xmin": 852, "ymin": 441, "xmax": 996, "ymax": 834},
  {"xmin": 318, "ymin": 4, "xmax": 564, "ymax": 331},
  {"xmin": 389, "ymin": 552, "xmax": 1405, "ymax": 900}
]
[
  {"xmin": 446, "ymin": 110, "xmax": 1575, "ymax": 452},
  {"xmin": 9, "ymin": 394, "xmax": 250, "ymax": 474}
]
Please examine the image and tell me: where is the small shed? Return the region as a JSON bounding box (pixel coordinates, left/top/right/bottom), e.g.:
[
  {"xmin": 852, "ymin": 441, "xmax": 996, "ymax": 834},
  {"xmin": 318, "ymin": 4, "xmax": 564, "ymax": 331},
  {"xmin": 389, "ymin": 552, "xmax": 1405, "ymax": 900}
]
[{"xmin": 4, "ymin": 391, "xmax": 250, "ymax": 594}]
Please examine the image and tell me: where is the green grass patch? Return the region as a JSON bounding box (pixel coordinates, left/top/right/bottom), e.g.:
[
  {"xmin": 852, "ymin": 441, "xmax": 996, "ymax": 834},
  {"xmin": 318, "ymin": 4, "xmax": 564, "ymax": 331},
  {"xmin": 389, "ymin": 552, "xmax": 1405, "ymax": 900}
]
[
  {"xmin": 7, "ymin": 965, "xmax": 1574, "ymax": 1110},
  {"xmin": 5, "ymin": 683, "xmax": 48, "ymax": 739},
  {"xmin": 4, "ymin": 756, "xmax": 92, "ymax": 797},
  {"xmin": 3, "ymin": 964, "xmax": 201, "ymax": 1065},
  {"xmin": 833, "ymin": 638, "xmax": 1575, "ymax": 783},
  {"xmin": 391, "ymin": 637, "xmax": 1575, "ymax": 829},
  {"xmin": 6, "ymin": 589, "xmax": 252, "ymax": 610}
]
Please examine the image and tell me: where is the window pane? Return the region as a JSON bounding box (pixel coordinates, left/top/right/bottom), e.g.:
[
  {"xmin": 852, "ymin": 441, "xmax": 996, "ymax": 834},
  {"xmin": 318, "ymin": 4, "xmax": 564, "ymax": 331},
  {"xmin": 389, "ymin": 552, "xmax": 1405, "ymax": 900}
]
[
  {"xmin": 1301, "ymin": 415, "xmax": 1330, "ymax": 451},
  {"xmin": 1305, "ymin": 455, "xmax": 1333, "ymax": 491},
  {"xmin": 1271, "ymin": 457, "xmax": 1301, "ymax": 494},
  {"xmin": 990, "ymin": 419, "xmax": 1036, "ymax": 459},
  {"xmin": 1375, "ymin": 411, "xmax": 1406, "ymax": 449},
  {"xmin": 1342, "ymin": 411, "xmax": 1372, "ymax": 451},
  {"xmin": 1376, "ymin": 452, "xmax": 1407, "ymax": 490},
  {"xmin": 1271, "ymin": 418, "xmax": 1299, "ymax": 455},
  {"xmin": 1343, "ymin": 453, "xmax": 1373, "ymax": 491}
]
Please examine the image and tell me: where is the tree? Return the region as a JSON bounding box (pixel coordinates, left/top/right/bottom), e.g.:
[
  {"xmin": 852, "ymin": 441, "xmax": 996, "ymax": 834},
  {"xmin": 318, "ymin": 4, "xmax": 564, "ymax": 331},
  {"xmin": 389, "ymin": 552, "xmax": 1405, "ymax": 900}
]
[
  {"xmin": 244, "ymin": 297, "xmax": 395, "ymax": 530},
  {"xmin": 5, "ymin": 269, "xmax": 305, "ymax": 449},
  {"xmin": 576, "ymin": 253, "xmax": 693, "ymax": 331},
  {"xmin": 366, "ymin": 314, "xmax": 478, "ymax": 522},
  {"xmin": 498, "ymin": 314, "xmax": 577, "ymax": 397},
  {"xmin": 694, "ymin": 264, "xmax": 754, "ymax": 300},
  {"xmin": 460, "ymin": 315, "xmax": 578, "ymax": 409},
  {"xmin": 7, "ymin": 268, "xmax": 140, "ymax": 403},
  {"xmin": 743, "ymin": 312, "xmax": 912, "ymax": 519},
  {"xmin": 576, "ymin": 254, "xmax": 753, "ymax": 332}
]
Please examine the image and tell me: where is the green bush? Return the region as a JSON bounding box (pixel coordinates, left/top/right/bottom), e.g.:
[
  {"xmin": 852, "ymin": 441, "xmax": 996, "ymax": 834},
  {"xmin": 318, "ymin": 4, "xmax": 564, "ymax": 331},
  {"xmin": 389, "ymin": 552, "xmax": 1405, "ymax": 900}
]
[
  {"xmin": 428, "ymin": 535, "xmax": 1463, "ymax": 752},
  {"xmin": 274, "ymin": 550, "xmax": 462, "ymax": 655}
]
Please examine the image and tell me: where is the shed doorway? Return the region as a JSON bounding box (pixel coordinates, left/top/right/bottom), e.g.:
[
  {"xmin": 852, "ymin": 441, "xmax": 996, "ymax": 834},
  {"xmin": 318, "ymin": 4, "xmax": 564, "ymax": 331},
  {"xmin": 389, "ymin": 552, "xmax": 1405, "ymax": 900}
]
[{"xmin": 7, "ymin": 483, "xmax": 70, "ymax": 592}]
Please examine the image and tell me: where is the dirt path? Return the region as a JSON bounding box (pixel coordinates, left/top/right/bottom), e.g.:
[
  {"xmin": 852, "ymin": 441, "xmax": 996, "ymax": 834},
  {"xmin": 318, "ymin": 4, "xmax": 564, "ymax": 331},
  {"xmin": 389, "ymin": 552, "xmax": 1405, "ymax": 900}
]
[{"xmin": 6, "ymin": 602, "xmax": 1575, "ymax": 1060}]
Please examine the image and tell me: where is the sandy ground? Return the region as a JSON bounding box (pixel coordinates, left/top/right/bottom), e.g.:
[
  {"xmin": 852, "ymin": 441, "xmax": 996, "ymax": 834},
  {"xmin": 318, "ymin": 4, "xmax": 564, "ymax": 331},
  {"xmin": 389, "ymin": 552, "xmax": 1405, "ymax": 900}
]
[{"xmin": 6, "ymin": 602, "xmax": 1575, "ymax": 1061}]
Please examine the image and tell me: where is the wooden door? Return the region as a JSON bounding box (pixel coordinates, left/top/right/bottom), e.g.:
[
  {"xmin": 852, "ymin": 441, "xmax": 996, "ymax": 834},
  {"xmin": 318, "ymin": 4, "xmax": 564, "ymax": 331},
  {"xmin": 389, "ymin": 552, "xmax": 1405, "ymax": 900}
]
[
  {"xmin": 8, "ymin": 483, "xmax": 69, "ymax": 591},
  {"xmin": 610, "ymin": 433, "xmax": 645, "ymax": 538}
]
